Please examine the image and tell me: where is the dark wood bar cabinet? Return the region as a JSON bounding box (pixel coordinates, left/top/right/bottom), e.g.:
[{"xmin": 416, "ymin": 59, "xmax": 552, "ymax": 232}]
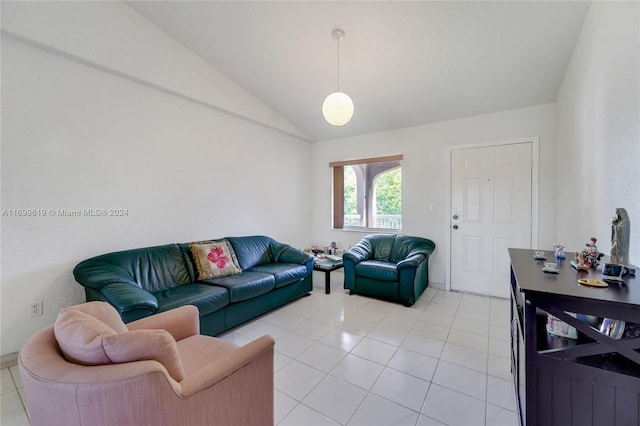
[{"xmin": 509, "ymin": 248, "xmax": 640, "ymax": 426}]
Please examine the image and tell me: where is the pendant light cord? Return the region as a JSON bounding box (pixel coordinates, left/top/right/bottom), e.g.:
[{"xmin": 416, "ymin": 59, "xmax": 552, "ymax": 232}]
[{"xmin": 336, "ymin": 35, "xmax": 341, "ymax": 92}]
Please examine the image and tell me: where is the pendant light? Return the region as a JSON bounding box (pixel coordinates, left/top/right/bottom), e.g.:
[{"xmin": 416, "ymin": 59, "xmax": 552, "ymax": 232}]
[{"xmin": 322, "ymin": 29, "xmax": 354, "ymax": 126}]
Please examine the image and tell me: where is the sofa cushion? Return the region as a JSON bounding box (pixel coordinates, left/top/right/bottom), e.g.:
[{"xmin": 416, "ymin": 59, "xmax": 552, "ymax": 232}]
[
  {"xmin": 53, "ymin": 302, "xmax": 185, "ymax": 382},
  {"xmin": 73, "ymin": 244, "xmax": 192, "ymax": 293},
  {"xmin": 204, "ymin": 271, "xmax": 275, "ymax": 303},
  {"xmin": 366, "ymin": 234, "xmax": 396, "ymax": 262},
  {"xmin": 189, "ymin": 240, "xmax": 242, "ymax": 280},
  {"xmin": 155, "ymin": 284, "xmax": 229, "ymax": 317},
  {"xmin": 389, "ymin": 234, "xmax": 431, "ymax": 264},
  {"xmin": 54, "ymin": 304, "xmax": 123, "ymax": 365},
  {"xmin": 102, "ymin": 329, "xmax": 185, "ymax": 382},
  {"xmin": 249, "ymin": 263, "xmax": 308, "ymax": 288},
  {"xmin": 176, "ymin": 335, "xmax": 239, "ymax": 377},
  {"xmin": 226, "ymin": 236, "xmax": 274, "ymax": 270},
  {"xmin": 355, "ymin": 260, "xmax": 399, "ymax": 282}
]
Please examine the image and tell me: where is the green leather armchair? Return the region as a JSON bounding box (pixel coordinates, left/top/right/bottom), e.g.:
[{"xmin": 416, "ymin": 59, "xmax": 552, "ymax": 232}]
[{"xmin": 343, "ymin": 234, "xmax": 436, "ymax": 306}]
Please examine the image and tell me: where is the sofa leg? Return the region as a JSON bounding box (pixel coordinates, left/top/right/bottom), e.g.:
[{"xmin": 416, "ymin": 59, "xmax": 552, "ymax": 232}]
[{"xmin": 349, "ymin": 290, "xmax": 356, "ymax": 295}]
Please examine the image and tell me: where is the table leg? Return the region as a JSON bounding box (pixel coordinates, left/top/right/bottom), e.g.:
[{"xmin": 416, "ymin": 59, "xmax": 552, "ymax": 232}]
[{"xmin": 325, "ymin": 270, "xmax": 331, "ymax": 294}]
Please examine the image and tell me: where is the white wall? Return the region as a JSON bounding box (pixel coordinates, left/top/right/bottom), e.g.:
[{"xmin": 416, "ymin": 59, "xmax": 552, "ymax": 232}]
[
  {"xmin": 1, "ymin": 2, "xmax": 311, "ymax": 355},
  {"xmin": 311, "ymin": 104, "xmax": 557, "ymax": 287},
  {"xmin": 0, "ymin": 1, "xmax": 309, "ymax": 141},
  {"xmin": 555, "ymin": 1, "xmax": 639, "ymax": 266}
]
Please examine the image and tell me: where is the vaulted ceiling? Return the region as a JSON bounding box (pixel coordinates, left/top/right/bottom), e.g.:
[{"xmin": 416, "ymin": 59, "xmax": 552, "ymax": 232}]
[{"xmin": 128, "ymin": 1, "xmax": 591, "ymax": 142}]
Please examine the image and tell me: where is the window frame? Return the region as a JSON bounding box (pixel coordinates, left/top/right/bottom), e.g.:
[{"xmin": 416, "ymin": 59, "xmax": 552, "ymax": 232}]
[{"xmin": 330, "ymin": 154, "xmax": 403, "ymax": 231}]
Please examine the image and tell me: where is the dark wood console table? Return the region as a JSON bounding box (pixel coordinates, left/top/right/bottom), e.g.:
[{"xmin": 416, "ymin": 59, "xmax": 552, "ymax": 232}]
[{"xmin": 509, "ymin": 248, "xmax": 640, "ymax": 426}]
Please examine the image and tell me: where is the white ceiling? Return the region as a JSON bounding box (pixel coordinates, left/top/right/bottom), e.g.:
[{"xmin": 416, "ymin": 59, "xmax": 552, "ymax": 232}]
[{"xmin": 128, "ymin": 1, "xmax": 591, "ymax": 142}]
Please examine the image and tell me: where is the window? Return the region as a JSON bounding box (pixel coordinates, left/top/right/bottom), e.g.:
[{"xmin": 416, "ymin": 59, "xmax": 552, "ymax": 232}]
[{"xmin": 330, "ymin": 155, "xmax": 403, "ymax": 230}]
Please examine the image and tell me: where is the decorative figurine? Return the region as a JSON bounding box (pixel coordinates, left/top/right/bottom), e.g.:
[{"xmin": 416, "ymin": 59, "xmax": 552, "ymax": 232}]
[
  {"xmin": 575, "ymin": 251, "xmax": 588, "ymax": 268},
  {"xmin": 330, "ymin": 241, "xmax": 338, "ymax": 255},
  {"xmin": 581, "ymin": 237, "xmax": 603, "ymax": 267},
  {"xmin": 611, "ymin": 208, "xmax": 630, "ymax": 266},
  {"xmin": 553, "ymin": 244, "xmax": 566, "ymax": 260}
]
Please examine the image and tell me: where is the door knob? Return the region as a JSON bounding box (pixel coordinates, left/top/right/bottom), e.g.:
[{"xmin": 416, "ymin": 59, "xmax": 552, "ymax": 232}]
[{"xmin": 452, "ymin": 225, "xmax": 459, "ymax": 230}]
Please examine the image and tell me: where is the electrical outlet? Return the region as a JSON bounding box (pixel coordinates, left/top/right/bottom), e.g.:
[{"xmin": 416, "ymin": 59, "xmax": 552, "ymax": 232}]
[{"xmin": 29, "ymin": 300, "xmax": 43, "ymax": 318}]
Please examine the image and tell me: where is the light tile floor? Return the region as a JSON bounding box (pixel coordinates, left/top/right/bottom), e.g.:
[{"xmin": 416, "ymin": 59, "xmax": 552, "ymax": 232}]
[
  {"xmin": 0, "ymin": 271, "xmax": 519, "ymax": 426},
  {"xmin": 1, "ymin": 364, "xmax": 28, "ymax": 426}
]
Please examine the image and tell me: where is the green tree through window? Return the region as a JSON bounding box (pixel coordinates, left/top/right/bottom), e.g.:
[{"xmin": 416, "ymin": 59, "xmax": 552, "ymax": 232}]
[
  {"xmin": 375, "ymin": 168, "xmax": 401, "ymax": 215},
  {"xmin": 344, "ymin": 166, "xmax": 357, "ymax": 215},
  {"xmin": 330, "ymin": 155, "xmax": 402, "ymax": 230}
]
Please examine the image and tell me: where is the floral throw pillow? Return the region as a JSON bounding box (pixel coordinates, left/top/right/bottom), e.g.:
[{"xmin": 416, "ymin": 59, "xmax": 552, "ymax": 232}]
[{"xmin": 189, "ymin": 240, "xmax": 242, "ymax": 280}]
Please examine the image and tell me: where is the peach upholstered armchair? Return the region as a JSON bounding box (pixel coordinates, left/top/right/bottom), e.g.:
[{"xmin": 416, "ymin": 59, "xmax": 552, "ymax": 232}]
[{"xmin": 18, "ymin": 302, "xmax": 275, "ymax": 426}]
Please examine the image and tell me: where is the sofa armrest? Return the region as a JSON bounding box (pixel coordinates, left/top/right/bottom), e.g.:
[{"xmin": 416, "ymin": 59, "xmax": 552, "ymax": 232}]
[
  {"xmin": 99, "ymin": 283, "xmax": 159, "ymax": 315},
  {"xmin": 73, "ymin": 260, "xmax": 138, "ymax": 290},
  {"xmin": 179, "ymin": 335, "xmax": 275, "ymax": 397},
  {"xmin": 397, "ymin": 253, "xmax": 426, "ymax": 271},
  {"xmin": 127, "ymin": 305, "xmax": 199, "ymax": 340},
  {"xmin": 275, "ymin": 245, "xmax": 313, "ymax": 265}
]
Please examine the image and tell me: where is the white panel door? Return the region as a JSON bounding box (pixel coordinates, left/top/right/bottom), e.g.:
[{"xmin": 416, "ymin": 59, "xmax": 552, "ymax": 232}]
[{"xmin": 450, "ymin": 143, "xmax": 532, "ymax": 298}]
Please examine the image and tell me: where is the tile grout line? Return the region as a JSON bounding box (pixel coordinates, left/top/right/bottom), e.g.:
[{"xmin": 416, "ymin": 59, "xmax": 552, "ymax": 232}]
[
  {"xmin": 344, "ymin": 292, "xmax": 434, "ymax": 425},
  {"xmin": 10, "ymin": 366, "xmax": 29, "ymax": 419},
  {"xmin": 421, "ymin": 296, "xmax": 460, "ymax": 425}
]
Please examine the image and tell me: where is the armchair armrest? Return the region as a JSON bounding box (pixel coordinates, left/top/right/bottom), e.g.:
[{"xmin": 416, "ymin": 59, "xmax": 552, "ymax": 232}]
[
  {"xmin": 127, "ymin": 305, "xmax": 199, "ymax": 341},
  {"xmin": 179, "ymin": 335, "xmax": 275, "ymax": 397},
  {"xmin": 343, "ymin": 241, "xmax": 372, "ymax": 264},
  {"xmin": 397, "ymin": 253, "xmax": 426, "ymax": 271},
  {"xmin": 99, "ymin": 282, "xmax": 159, "ymax": 314}
]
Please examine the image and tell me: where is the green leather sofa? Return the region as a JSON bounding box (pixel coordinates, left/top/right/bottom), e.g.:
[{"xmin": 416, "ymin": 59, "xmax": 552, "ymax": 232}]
[
  {"xmin": 73, "ymin": 235, "xmax": 313, "ymax": 336},
  {"xmin": 343, "ymin": 233, "xmax": 436, "ymax": 306}
]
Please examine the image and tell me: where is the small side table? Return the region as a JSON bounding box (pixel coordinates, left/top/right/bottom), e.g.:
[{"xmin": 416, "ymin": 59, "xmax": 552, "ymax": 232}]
[{"xmin": 313, "ymin": 261, "xmax": 344, "ymax": 294}]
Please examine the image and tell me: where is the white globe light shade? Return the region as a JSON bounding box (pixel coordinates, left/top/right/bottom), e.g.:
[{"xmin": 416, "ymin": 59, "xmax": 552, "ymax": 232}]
[{"xmin": 322, "ymin": 92, "xmax": 354, "ymax": 126}]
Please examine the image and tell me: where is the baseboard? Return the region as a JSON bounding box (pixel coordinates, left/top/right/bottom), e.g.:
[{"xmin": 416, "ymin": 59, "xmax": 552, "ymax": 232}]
[
  {"xmin": 1, "ymin": 352, "xmax": 18, "ymax": 369},
  {"xmin": 429, "ymin": 282, "xmax": 445, "ymax": 290}
]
